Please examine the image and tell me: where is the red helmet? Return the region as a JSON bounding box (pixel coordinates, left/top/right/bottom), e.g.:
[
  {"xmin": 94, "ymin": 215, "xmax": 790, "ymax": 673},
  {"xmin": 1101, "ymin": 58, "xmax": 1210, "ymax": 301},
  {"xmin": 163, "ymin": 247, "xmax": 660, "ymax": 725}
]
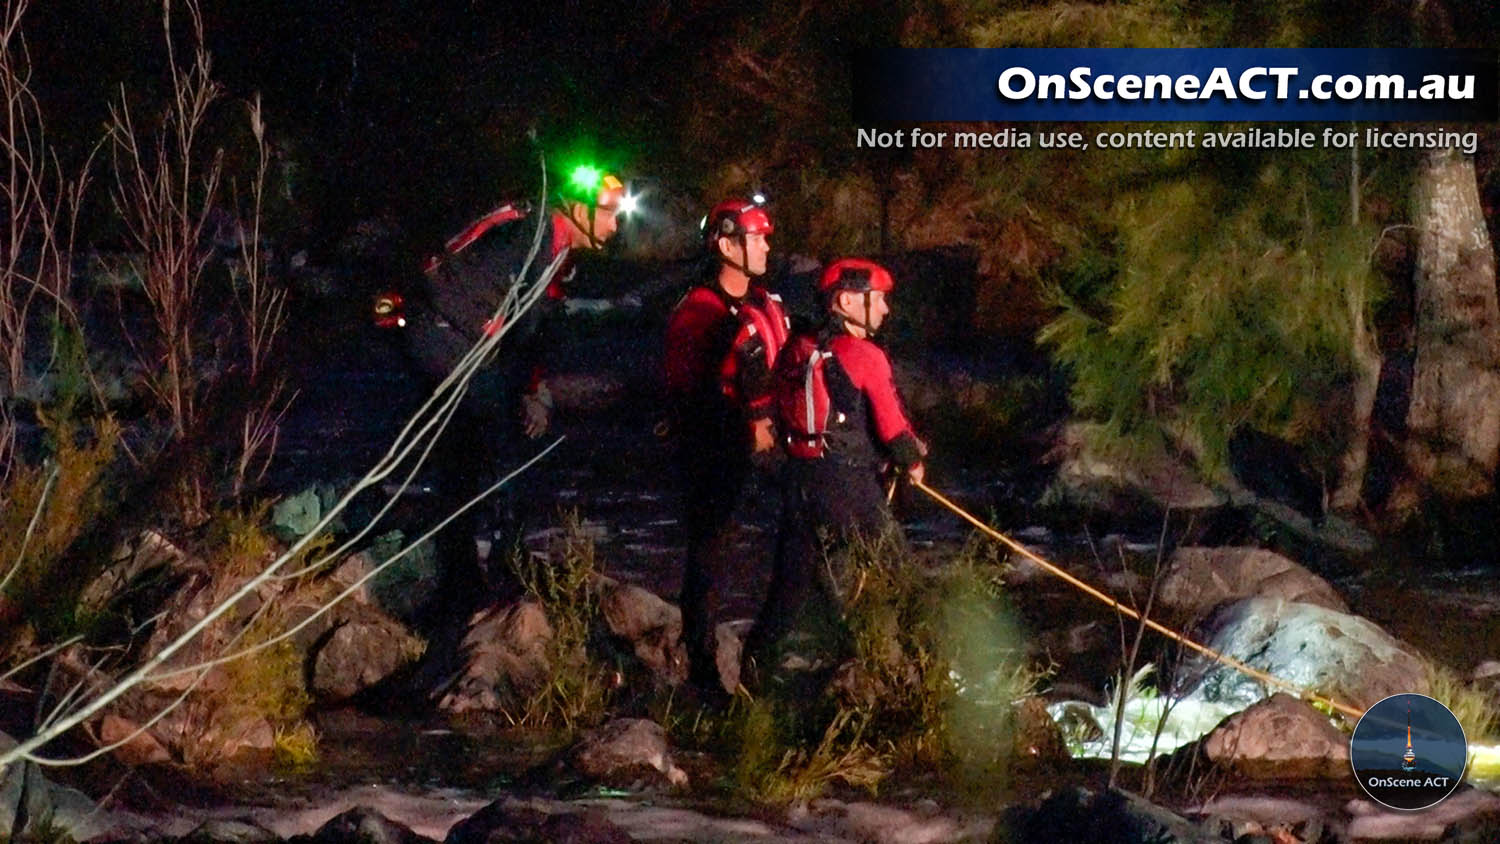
[
  {"xmin": 703, "ymin": 198, "xmax": 773, "ymax": 250},
  {"xmin": 819, "ymin": 258, "xmax": 894, "ymax": 297}
]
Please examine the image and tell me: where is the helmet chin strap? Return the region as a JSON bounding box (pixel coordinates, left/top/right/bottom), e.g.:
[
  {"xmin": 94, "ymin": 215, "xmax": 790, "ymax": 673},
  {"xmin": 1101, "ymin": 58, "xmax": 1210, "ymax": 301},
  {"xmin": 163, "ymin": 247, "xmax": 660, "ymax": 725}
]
[
  {"xmin": 563, "ymin": 201, "xmax": 604, "ymax": 250},
  {"xmin": 837, "ymin": 291, "xmax": 877, "ymax": 337},
  {"xmin": 718, "ymin": 234, "xmax": 764, "ymax": 280}
]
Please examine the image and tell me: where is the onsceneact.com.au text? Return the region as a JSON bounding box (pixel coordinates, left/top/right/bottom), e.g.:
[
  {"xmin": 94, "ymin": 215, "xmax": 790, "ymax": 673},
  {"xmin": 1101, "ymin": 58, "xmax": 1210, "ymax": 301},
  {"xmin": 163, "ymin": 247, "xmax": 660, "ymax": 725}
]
[{"xmin": 997, "ymin": 66, "xmax": 1478, "ymax": 103}]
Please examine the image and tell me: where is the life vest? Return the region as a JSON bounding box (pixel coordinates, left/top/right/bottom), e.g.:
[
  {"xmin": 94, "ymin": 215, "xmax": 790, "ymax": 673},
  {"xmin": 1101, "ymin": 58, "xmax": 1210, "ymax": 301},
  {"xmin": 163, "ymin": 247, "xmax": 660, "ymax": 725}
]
[
  {"xmin": 775, "ymin": 334, "xmax": 849, "ymax": 459},
  {"xmin": 716, "ymin": 287, "xmax": 790, "ymax": 402}
]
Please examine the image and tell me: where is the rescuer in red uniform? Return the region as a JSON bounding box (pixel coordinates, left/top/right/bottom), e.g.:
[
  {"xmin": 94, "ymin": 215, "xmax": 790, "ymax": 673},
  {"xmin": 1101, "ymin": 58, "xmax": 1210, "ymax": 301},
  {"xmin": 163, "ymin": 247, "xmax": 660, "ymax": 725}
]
[
  {"xmin": 401, "ymin": 167, "xmax": 626, "ymax": 627},
  {"xmin": 743, "ymin": 257, "xmax": 926, "ymax": 678},
  {"xmin": 663, "ymin": 197, "xmax": 790, "ymax": 696}
]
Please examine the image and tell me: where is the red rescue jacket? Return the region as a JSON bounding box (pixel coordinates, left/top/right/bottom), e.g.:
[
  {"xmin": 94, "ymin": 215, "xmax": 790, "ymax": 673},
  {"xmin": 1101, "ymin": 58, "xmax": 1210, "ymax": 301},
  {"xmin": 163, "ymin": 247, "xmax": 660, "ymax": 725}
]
[
  {"xmin": 774, "ymin": 325, "xmax": 923, "ymax": 467},
  {"xmin": 664, "ymin": 282, "xmax": 790, "ymax": 421}
]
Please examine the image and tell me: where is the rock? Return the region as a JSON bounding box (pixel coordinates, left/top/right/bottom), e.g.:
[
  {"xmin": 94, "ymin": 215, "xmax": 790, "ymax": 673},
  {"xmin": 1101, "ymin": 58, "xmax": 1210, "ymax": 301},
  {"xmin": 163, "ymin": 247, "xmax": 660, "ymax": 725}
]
[
  {"xmin": 1045, "ymin": 422, "xmax": 1228, "ymax": 514},
  {"xmin": 1201, "ymin": 693, "xmax": 1349, "ymax": 779},
  {"xmin": 179, "ymin": 817, "xmax": 283, "ymax": 843},
  {"xmin": 1185, "ymin": 597, "xmax": 1427, "ymax": 714},
  {"xmin": 308, "ymin": 606, "xmax": 425, "ymax": 702},
  {"xmin": 81, "ymin": 529, "xmax": 200, "ymax": 618},
  {"xmin": 0, "ymin": 730, "xmax": 149, "ymax": 841},
  {"xmin": 1002, "ymin": 786, "xmax": 1221, "ymax": 843},
  {"xmin": 141, "ymin": 569, "xmax": 259, "ymax": 694},
  {"xmin": 1345, "ymin": 788, "xmax": 1500, "ymax": 841},
  {"xmin": 597, "ymin": 581, "xmax": 685, "ymax": 683},
  {"xmin": 311, "ymin": 805, "xmax": 434, "ymax": 844},
  {"xmin": 1013, "ymin": 696, "xmax": 1070, "ymax": 764},
  {"xmin": 99, "ymin": 713, "xmax": 172, "ymax": 765},
  {"xmin": 571, "ymin": 718, "xmax": 688, "ymax": 789},
  {"xmin": 446, "ymin": 801, "xmax": 631, "ymax": 844},
  {"xmin": 715, "ymin": 618, "xmax": 754, "ymax": 694},
  {"xmin": 336, "ymin": 534, "xmax": 441, "ymax": 625},
  {"xmin": 438, "ymin": 601, "xmax": 553, "ymax": 714},
  {"xmin": 1158, "ymin": 547, "xmax": 1348, "ymax": 622}
]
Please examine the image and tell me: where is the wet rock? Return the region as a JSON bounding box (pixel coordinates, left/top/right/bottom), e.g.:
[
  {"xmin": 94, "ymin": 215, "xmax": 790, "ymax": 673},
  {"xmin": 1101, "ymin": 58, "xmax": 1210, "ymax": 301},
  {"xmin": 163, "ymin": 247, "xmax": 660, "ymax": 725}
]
[
  {"xmin": 180, "ymin": 817, "xmax": 283, "ymax": 843},
  {"xmin": 1, "ymin": 730, "xmax": 148, "ymax": 841},
  {"xmin": 1045, "ymin": 422, "xmax": 1228, "ymax": 515},
  {"xmin": 715, "ymin": 618, "xmax": 754, "ymax": 694},
  {"xmin": 438, "ymin": 601, "xmax": 552, "ymax": 714},
  {"xmin": 571, "ymin": 718, "xmax": 688, "ymax": 789},
  {"xmin": 1001, "ymin": 786, "xmax": 1221, "ymax": 843},
  {"xmin": 142, "ymin": 569, "xmax": 262, "ymax": 694},
  {"xmin": 1201, "ymin": 693, "xmax": 1349, "ymax": 779},
  {"xmin": 446, "ymin": 801, "xmax": 630, "ymax": 844},
  {"xmin": 81, "ymin": 529, "xmax": 200, "ymax": 618},
  {"xmin": 1345, "ymin": 788, "xmax": 1500, "ymax": 841},
  {"xmin": 99, "ymin": 713, "xmax": 172, "ymax": 765},
  {"xmin": 1013, "ymin": 695, "xmax": 1070, "ymax": 764},
  {"xmin": 1158, "ymin": 547, "xmax": 1348, "ymax": 623},
  {"xmin": 1185, "ymin": 597, "xmax": 1427, "ymax": 714},
  {"xmin": 309, "ymin": 805, "xmax": 434, "ymax": 844},
  {"xmin": 307, "ymin": 604, "xmax": 425, "ymax": 703},
  {"xmin": 333, "ymin": 536, "xmax": 441, "ymax": 625},
  {"xmin": 597, "ymin": 579, "xmax": 685, "ymax": 684}
]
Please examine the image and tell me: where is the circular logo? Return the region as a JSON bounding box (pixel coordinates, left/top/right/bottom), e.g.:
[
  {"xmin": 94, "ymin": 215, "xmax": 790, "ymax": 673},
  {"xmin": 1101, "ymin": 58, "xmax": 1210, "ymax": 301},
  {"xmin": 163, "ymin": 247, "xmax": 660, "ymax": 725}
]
[{"xmin": 1350, "ymin": 693, "xmax": 1467, "ymax": 810}]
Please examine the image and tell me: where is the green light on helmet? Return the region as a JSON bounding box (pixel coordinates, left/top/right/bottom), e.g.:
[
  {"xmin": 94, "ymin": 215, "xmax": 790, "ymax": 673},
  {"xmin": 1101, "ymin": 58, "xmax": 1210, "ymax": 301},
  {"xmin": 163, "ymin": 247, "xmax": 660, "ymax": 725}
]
[{"xmin": 568, "ymin": 164, "xmax": 603, "ymax": 195}]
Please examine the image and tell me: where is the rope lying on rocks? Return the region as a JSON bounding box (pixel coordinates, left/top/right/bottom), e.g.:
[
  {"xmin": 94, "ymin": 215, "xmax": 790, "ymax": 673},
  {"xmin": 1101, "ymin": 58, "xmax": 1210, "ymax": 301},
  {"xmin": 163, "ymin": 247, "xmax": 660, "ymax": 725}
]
[{"xmin": 912, "ymin": 478, "xmax": 1366, "ymax": 721}]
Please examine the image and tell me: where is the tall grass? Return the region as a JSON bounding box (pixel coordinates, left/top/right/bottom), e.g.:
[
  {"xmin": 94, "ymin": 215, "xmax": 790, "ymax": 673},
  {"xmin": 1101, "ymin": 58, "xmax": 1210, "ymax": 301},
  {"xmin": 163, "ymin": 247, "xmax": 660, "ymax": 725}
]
[
  {"xmin": 501, "ymin": 510, "xmax": 616, "ymax": 733},
  {"xmin": 721, "ymin": 529, "xmax": 1045, "ymax": 803}
]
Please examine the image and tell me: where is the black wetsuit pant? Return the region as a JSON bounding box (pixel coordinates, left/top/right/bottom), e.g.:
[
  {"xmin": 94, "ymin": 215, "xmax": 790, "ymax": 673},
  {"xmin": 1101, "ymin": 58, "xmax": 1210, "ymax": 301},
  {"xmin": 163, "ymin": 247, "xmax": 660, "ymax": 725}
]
[
  {"xmin": 743, "ymin": 457, "xmax": 892, "ymax": 673},
  {"xmin": 674, "ymin": 421, "xmax": 754, "ymax": 692},
  {"xmin": 416, "ymin": 367, "xmax": 529, "ymax": 631}
]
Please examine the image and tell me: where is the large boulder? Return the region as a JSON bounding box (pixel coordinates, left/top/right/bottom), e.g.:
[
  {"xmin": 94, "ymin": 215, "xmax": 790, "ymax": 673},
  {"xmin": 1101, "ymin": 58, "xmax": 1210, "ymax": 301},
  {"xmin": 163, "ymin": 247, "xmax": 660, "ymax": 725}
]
[
  {"xmin": 306, "ymin": 605, "xmax": 426, "ymax": 702},
  {"xmin": 1001, "ymin": 786, "xmax": 1222, "ymax": 844},
  {"xmin": 597, "ymin": 580, "xmax": 685, "ymax": 684},
  {"xmin": 310, "ymin": 805, "xmax": 434, "ymax": 844},
  {"xmin": 1184, "ymin": 597, "xmax": 1427, "ymax": 714},
  {"xmin": 1045, "ymin": 422, "xmax": 1227, "ymax": 515},
  {"xmin": 446, "ymin": 801, "xmax": 631, "ymax": 844},
  {"xmin": 1201, "ymin": 693, "xmax": 1349, "ymax": 779},
  {"xmin": 438, "ymin": 601, "xmax": 553, "ymax": 714},
  {"xmin": 1157, "ymin": 547, "xmax": 1348, "ymax": 623},
  {"xmin": 330, "ymin": 537, "xmax": 440, "ymax": 626},
  {"xmin": 571, "ymin": 718, "xmax": 688, "ymax": 789},
  {"xmin": 1, "ymin": 731, "xmax": 150, "ymax": 840}
]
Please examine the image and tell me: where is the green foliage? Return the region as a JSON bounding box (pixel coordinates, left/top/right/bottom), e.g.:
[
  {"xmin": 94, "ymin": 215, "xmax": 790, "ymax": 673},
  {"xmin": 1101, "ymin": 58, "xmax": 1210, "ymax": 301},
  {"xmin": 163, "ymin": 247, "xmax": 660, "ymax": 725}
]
[
  {"xmin": 504, "ymin": 510, "xmax": 615, "ymax": 732},
  {"xmin": 964, "ymin": 1, "xmax": 1202, "ymax": 48},
  {"xmin": 1424, "ymin": 661, "xmax": 1499, "ymax": 745},
  {"xmin": 1039, "ymin": 161, "xmax": 1379, "ymax": 474},
  {"xmin": 0, "ymin": 416, "xmax": 121, "ymax": 637},
  {"xmin": 273, "ymin": 721, "xmax": 320, "ymax": 769}
]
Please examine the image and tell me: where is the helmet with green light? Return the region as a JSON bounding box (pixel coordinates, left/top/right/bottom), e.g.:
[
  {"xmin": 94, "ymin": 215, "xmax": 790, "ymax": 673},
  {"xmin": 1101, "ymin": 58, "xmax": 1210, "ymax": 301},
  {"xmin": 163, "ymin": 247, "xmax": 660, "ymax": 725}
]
[{"xmin": 556, "ymin": 162, "xmax": 636, "ymax": 249}]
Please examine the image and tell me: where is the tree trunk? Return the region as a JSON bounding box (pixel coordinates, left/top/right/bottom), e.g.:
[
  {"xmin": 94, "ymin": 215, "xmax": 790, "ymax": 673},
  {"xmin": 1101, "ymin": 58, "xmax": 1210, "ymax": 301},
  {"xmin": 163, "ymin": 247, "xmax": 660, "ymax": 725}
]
[
  {"xmin": 1333, "ymin": 143, "xmax": 1381, "ymax": 512},
  {"xmin": 1402, "ymin": 148, "xmax": 1500, "ymax": 501}
]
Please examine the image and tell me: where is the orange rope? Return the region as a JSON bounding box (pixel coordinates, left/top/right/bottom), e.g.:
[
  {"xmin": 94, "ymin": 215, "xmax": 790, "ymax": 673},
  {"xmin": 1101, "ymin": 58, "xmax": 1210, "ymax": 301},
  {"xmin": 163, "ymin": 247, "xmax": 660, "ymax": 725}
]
[{"xmin": 912, "ymin": 478, "xmax": 1366, "ymax": 720}]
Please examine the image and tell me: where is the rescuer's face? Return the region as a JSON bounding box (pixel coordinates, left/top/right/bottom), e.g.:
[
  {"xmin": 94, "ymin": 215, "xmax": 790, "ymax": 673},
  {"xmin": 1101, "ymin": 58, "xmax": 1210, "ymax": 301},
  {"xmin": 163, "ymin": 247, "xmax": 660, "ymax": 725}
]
[
  {"xmin": 572, "ymin": 201, "xmax": 618, "ymax": 246},
  {"xmin": 837, "ymin": 289, "xmax": 888, "ymax": 334},
  {"xmin": 718, "ymin": 231, "xmax": 769, "ymax": 276},
  {"xmin": 742, "ymin": 232, "xmax": 769, "ymax": 276}
]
